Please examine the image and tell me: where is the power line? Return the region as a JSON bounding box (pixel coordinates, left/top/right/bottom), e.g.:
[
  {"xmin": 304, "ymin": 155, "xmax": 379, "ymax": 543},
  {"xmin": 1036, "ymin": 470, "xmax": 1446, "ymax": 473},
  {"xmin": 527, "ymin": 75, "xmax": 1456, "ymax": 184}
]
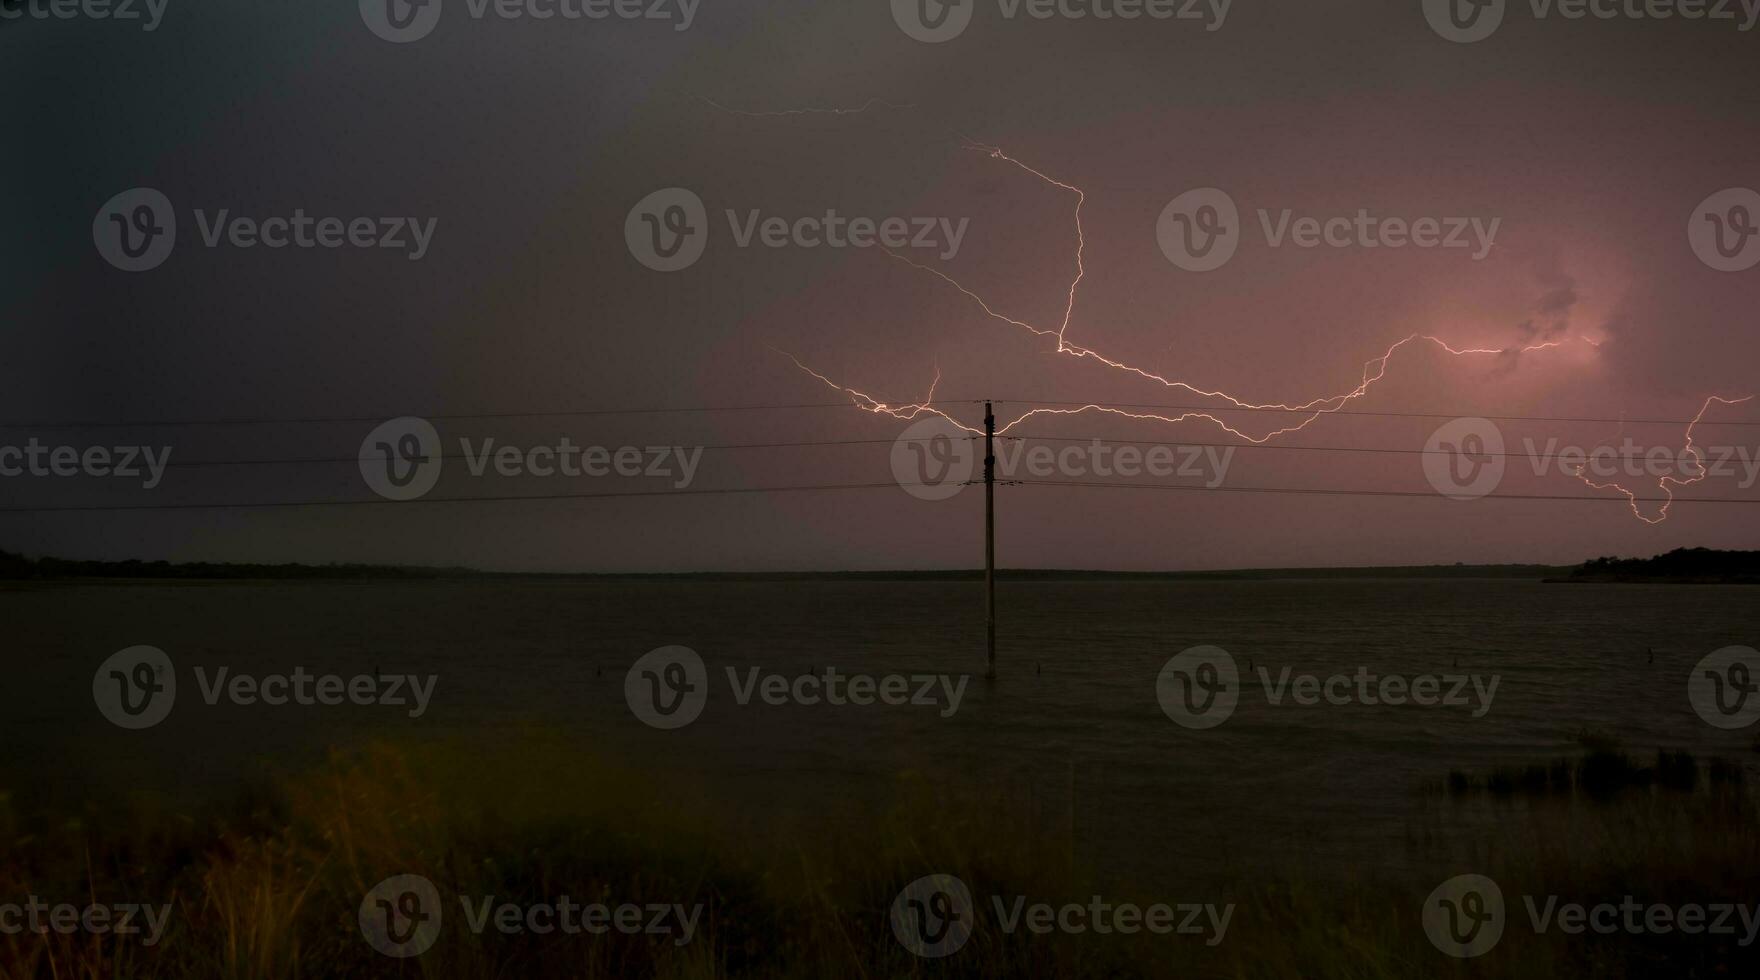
[
  {"xmin": 1013, "ymin": 479, "xmax": 1758, "ymax": 504},
  {"xmin": 10, "ymin": 430, "xmax": 1743, "ymax": 471},
  {"xmin": 3, "ymin": 429, "xmax": 1735, "ymax": 471},
  {"xmin": 0, "ymin": 402, "xmax": 987, "ymax": 431},
  {"xmin": 148, "ymin": 437, "xmax": 910, "ymax": 469},
  {"xmin": 993, "ymin": 400, "xmax": 1760, "ymax": 428},
  {"xmin": 3, "ymin": 400, "xmax": 1752, "ymax": 431},
  {"xmin": 1007, "ymin": 433, "xmax": 1752, "ymax": 462},
  {"xmin": 3, "ymin": 429, "xmax": 1742, "ymax": 471},
  {"xmin": 1, "ymin": 480, "xmax": 1752, "ymax": 514},
  {"xmin": 0, "ymin": 482, "xmax": 926, "ymax": 513}
]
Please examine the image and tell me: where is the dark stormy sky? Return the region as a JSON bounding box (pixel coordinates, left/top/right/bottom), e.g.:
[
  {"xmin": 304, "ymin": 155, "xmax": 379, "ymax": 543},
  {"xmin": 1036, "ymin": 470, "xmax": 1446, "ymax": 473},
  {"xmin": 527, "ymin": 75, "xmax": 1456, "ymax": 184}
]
[{"xmin": 3, "ymin": 0, "xmax": 1758, "ymax": 571}]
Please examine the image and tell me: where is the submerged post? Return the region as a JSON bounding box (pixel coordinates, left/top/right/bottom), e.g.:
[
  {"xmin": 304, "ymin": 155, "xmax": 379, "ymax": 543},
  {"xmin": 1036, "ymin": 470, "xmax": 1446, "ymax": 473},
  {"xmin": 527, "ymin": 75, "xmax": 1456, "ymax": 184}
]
[{"xmin": 985, "ymin": 401, "xmax": 996, "ymax": 679}]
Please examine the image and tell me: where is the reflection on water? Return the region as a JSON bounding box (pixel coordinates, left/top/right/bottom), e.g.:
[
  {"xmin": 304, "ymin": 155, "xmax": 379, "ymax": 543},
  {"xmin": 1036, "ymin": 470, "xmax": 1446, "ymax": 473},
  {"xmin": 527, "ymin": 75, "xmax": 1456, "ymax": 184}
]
[{"xmin": 6, "ymin": 577, "xmax": 1755, "ymax": 881}]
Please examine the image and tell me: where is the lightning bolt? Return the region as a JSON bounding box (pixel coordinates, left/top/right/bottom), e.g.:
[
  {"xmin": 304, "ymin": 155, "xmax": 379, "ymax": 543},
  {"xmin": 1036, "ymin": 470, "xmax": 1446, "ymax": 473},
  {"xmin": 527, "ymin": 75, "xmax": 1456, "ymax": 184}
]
[
  {"xmin": 776, "ymin": 139, "xmax": 1751, "ymax": 520},
  {"xmin": 1570, "ymin": 395, "xmax": 1757, "ymax": 524},
  {"xmin": 777, "ymin": 348, "xmax": 962, "ymax": 426}
]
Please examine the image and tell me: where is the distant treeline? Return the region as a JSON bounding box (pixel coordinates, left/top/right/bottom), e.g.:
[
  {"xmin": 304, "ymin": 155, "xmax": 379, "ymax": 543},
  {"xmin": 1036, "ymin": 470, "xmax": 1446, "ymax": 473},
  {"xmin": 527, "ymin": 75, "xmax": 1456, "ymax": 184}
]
[
  {"xmin": 0, "ymin": 548, "xmax": 1570, "ymax": 582},
  {"xmin": 0, "ymin": 550, "xmax": 476, "ymax": 581},
  {"xmin": 1554, "ymin": 547, "xmax": 1760, "ymax": 584}
]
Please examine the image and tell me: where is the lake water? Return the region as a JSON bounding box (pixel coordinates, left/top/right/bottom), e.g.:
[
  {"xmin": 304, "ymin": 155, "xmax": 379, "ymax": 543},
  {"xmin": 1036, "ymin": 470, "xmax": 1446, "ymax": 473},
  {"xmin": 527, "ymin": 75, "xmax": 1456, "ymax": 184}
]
[{"xmin": 7, "ymin": 577, "xmax": 1756, "ymax": 884}]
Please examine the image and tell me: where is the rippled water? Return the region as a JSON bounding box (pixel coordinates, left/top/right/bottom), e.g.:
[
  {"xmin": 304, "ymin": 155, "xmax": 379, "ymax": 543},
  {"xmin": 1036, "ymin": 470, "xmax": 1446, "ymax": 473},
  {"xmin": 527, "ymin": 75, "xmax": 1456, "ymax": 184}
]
[{"xmin": 8, "ymin": 578, "xmax": 1756, "ymax": 882}]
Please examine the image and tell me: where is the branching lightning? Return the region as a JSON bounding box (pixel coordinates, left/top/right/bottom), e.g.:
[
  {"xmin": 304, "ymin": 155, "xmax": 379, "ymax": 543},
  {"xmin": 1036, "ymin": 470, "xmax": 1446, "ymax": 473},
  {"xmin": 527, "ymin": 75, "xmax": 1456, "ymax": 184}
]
[
  {"xmin": 757, "ymin": 133, "xmax": 1751, "ymax": 522},
  {"xmin": 1570, "ymin": 395, "xmax": 1756, "ymax": 524}
]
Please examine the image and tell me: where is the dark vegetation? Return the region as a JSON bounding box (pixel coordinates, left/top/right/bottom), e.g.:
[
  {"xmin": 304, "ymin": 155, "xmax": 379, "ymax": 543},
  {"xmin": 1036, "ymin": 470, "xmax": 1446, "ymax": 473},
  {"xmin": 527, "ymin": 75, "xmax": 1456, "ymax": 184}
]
[
  {"xmin": 1554, "ymin": 547, "xmax": 1760, "ymax": 584},
  {"xmin": 2, "ymin": 735, "xmax": 1756, "ymax": 978},
  {"xmin": 1444, "ymin": 729, "xmax": 1749, "ymax": 801}
]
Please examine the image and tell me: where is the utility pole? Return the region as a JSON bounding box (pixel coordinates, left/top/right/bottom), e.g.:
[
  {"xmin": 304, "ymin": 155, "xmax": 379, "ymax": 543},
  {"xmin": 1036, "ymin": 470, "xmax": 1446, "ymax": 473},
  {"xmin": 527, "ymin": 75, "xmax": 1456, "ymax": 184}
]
[{"xmin": 985, "ymin": 401, "xmax": 997, "ymax": 679}]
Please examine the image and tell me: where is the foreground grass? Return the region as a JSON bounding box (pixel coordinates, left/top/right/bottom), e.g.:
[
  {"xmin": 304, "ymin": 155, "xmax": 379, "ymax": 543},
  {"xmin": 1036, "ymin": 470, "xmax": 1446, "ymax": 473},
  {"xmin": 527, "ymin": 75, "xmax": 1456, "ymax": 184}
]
[{"xmin": 1, "ymin": 735, "xmax": 1756, "ymax": 979}]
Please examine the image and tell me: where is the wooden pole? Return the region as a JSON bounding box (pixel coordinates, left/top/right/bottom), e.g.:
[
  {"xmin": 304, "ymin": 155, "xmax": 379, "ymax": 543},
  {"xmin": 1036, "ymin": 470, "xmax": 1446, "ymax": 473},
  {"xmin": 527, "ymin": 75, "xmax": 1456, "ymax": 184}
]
[{"xmin": 985, "ymin": 401, "xmax": 997, "ymax": 679}]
